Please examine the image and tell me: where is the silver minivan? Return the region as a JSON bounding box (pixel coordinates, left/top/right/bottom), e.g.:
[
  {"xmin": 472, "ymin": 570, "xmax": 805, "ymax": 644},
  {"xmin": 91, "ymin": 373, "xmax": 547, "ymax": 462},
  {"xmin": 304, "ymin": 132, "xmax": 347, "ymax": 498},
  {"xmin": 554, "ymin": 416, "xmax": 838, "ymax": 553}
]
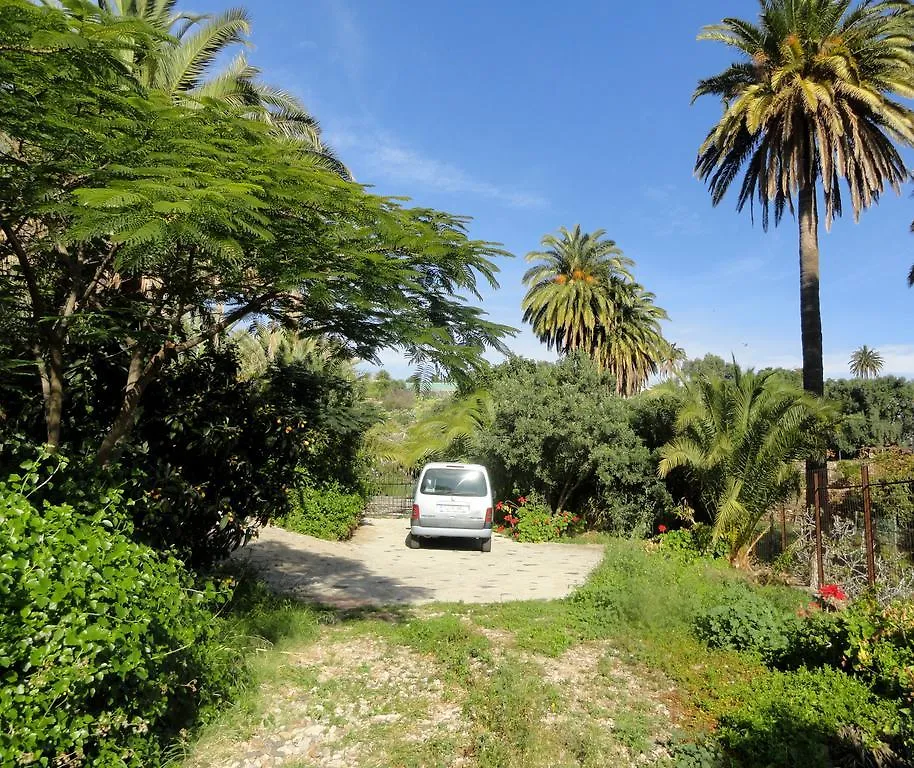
[{"xmin": 409, "ymin": 462, "xmax": 493, "ymax": 552}]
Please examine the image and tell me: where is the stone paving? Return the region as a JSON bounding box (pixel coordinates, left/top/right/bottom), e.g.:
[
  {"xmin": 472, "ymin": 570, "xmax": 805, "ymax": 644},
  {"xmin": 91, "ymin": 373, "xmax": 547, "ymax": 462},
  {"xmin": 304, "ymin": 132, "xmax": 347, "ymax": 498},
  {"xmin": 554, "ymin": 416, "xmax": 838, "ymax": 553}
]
[{"xmin": 232, "ymin": 517, "xmax": 605, "ymax": 607}]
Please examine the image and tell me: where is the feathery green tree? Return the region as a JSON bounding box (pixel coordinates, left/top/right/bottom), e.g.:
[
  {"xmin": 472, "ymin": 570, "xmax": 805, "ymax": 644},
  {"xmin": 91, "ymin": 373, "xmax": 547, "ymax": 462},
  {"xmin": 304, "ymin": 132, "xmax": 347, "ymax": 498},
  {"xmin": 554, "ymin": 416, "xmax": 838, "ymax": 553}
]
[
  {"xmin": 659, "ymin": 366, "xmax": 834, "ymax": 566},
  {"xmin": 0, "ymin": 0, "xmax": 512, "ymax": 464},
  {"xmin": 88, "ymin": 0, "xmax": 348, "ymax": 176},
  {"xmin": 693, "ymin": 0, "xmax": 914, "ymax": 405}
]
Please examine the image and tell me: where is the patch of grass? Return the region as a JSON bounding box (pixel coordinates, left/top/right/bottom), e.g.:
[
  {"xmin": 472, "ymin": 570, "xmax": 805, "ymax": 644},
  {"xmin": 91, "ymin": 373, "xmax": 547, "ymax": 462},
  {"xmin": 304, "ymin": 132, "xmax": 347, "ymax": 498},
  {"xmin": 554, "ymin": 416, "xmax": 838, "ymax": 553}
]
[
  {"xmin": 393, "ymin": 614, "xmax": 491, "ymax": 682},
  {"xmin": 466, "ymin": 659, "xmax": 560, "ymax": 768}
]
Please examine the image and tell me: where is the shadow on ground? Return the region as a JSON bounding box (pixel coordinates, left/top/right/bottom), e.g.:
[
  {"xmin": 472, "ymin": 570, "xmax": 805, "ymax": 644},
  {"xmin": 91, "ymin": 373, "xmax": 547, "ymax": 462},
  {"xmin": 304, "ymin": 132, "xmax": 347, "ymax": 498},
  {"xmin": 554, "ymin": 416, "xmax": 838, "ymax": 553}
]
[{"xmin": 234, "ymin": 536, "xmax": 433, "ymax": 607}]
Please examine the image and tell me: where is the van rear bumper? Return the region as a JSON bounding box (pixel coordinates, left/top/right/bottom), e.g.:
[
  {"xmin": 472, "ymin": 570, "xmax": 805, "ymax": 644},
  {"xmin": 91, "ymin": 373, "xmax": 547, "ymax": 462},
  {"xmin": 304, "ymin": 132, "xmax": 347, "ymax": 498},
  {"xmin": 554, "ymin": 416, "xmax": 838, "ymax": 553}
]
[{"xmin": 411, "ymin": 524, "xmax": 491, "ymax": 539}]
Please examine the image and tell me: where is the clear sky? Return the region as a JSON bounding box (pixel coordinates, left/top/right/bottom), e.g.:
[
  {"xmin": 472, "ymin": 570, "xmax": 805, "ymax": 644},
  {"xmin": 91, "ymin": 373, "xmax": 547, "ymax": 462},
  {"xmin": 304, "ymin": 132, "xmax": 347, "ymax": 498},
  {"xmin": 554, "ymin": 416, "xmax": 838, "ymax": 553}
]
[{"xmin": 194, "ymin": 0, "xmax": 914, "ymax": 377}]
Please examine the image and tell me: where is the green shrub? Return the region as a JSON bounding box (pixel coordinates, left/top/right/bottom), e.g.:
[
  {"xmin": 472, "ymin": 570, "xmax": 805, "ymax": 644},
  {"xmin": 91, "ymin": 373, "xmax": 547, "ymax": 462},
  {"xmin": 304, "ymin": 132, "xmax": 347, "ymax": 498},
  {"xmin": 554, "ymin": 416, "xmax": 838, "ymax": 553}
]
[
  {"xmin": 716, "ymin": 667, "xmax": 904, "ymax": 767},
  {"xmin": 0, "ymin": 484, "xmax": 235, "ymax": 767},
  {"xmin": 497, "ymin": 493, "xmax": 584, "ymax": 542},
  {"xmin": 693, "ymin": 582, "xmax": 796, "ymax": 662},
  {"xmin": 279, "ymin": 483, "xmax": 365, "ymax": 540},
  {"xmin": 659, "ymin": 524, "xmax": 729, "ymax": 561},
  {"xmin": 781, "ymin": 596, "xmax": 914, "ymax": 703}
]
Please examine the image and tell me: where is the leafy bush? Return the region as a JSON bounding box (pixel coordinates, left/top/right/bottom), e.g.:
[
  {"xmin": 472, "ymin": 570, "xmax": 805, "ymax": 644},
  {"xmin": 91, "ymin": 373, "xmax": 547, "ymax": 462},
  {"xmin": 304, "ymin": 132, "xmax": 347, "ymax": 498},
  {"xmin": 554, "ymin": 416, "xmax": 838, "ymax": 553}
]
[
  {"xmin": 278, "ymin": 483, "xmax": 365, "ymax": 540},
  {"xmin": 0, "ymin": 483, "xmax": 234, "ymax": 767},
  {"xmin": 659, "ymin": 524, "xmax": 728, "ymax": 561},
  {"xmin": 716, "ymin": 667, "xmax": 905, "ymax": 767},
  {"xmin": 472, "ymin": 355, "xmax": 672, "ymax": 534},
  {"xmin": 781, "ymin": 595, "xmax": 914, "ymax": 703},
  {"xmin": 693, "ymin": 582, "xmax": 796, "ymax": 662},
  {"xmin": 496, "ymin": 493, "xmax": 583, "ymax": 542}
]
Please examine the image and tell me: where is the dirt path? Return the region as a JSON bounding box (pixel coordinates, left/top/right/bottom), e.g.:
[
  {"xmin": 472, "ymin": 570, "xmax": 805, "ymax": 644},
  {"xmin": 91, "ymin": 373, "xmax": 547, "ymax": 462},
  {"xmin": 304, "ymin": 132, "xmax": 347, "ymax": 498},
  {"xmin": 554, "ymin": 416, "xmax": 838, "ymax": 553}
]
[
  {"xmin": 184, "ymin": 612, "xmax": 680, "ymax": 768},
  {"xmin": 232, "ymin": 519, "xmax": 605, "ymax": 607}
]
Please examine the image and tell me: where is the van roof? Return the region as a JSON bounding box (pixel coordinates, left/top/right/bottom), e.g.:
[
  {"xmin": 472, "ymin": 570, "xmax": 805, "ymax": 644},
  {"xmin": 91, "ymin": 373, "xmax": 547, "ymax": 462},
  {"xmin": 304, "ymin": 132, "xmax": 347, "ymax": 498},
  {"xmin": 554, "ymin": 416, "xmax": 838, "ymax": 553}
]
[{"xmin": 420, "ymin": 462, "xmax": 488, "ymax": 472}]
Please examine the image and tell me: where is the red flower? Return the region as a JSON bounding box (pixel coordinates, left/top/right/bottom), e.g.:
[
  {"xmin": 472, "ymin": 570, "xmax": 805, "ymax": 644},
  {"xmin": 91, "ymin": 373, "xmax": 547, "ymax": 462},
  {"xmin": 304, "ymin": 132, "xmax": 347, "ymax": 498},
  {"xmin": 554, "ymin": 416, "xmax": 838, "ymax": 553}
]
[
  {"xmin": 658, "ymin": 524, "xmax": 667, "ymax": 534},
  {"xmin": 518, "ymin": 496, "xmax": 527, "ymax": 505},
  {"xmin": 496, "ymin": 501, "xmax": 504, "ymax": 511},
  {"xmin": 819, "ymin": 584, "xmax": 848, "ymax": 602}
]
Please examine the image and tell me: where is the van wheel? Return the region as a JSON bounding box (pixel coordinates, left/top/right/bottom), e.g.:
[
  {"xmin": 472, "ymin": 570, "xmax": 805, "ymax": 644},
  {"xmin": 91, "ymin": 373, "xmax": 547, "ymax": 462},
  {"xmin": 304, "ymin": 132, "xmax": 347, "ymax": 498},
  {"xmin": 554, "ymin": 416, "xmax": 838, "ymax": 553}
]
[
  {"xmin": 480, "ymin": 538, "xmax": 491, "ymax": 553},
  {"xmin": 407, "ymin": 534, "xmax": 422, "ymax": 549}
]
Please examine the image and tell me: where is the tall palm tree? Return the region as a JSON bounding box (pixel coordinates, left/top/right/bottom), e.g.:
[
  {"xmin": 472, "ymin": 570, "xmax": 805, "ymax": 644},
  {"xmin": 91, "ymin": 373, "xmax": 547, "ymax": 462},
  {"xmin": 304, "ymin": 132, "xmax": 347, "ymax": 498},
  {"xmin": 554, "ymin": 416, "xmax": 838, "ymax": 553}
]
[
  {"xmin": 659, "ymin": 342, "xmax": 688, "ymax": 380},
  {"xmin": 693, "ymin": 1, "xmax": 914, "ymax": 405},
  {"xmin": 659, "ymin": 366, "xmax": 834, "ymax": 567},
  {"xmin": 592, "ymin": 283, "xmax": 670, "ymax": 396},
  {"xmin": 91, "ymin": 0, "xmax": 349, "ymax": 177},
  {"xmin": 849, "ymin": 344, "xmax": 885, "ymax": 379},
  {"xmin": 522, "ymin": 225, "xmax": 634, "ymax": 357},
  {"xmin": 523, "ymin": 226, "xmax": 670, "ymax": 394}
]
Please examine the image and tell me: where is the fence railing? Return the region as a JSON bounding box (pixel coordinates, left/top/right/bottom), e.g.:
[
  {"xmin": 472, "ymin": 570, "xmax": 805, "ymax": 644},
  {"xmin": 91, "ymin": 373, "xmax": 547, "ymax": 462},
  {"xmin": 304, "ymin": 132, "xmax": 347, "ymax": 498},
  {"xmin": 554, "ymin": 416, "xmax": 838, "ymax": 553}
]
[{"xmin": 754, "ymin": 465, "xmax": 914, "ymax": 597}]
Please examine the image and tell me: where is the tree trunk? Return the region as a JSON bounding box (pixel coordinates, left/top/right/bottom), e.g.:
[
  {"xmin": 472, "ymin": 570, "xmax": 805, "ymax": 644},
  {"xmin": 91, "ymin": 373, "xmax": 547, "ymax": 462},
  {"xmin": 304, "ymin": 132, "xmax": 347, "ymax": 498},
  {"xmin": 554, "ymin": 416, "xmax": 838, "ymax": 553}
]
[
  {"xmin": 45, "ymin": 339, "xmax": 65, "ymax": 450},
  {"xmin": 798, "ymin": 184, "xmax": 824, "ymax": 399},
  {"xmin": 798, "ymin": 183, "xmax": 827, "ymax": 509},
  {"xmin": 96, "ymin": 346, "xmax": 167, "ymax": 466}
]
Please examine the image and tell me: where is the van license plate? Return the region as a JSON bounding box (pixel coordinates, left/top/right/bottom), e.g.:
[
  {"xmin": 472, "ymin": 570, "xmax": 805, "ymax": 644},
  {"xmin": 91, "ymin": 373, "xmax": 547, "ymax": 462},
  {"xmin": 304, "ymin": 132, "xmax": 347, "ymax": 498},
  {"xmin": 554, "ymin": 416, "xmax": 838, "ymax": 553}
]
[{"xmin": 437, "ymin": 504, "xmax": 470, "ymax": 515}]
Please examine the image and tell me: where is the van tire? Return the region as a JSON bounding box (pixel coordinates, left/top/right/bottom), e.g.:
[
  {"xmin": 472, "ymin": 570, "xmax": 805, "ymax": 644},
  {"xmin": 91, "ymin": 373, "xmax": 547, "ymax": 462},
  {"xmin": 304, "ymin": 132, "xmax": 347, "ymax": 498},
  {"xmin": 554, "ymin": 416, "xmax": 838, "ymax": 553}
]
[
  {"xmin": 407, "ymin": 534, "xmax": 422, "ymax": 549},
  {"xmin": 480, "ymin": 537, "xmax": 491, "ymax": 553}
]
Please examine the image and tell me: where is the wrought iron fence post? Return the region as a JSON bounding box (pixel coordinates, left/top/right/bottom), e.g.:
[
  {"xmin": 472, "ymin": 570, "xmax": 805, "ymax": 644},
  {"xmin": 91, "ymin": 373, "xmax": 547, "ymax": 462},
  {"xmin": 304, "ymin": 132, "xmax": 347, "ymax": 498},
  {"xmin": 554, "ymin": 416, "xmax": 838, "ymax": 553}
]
[
  {"xmin": 861, "ymin": 464, "xmax": 877, "ymax": 588},
  {"xmin": 780, "ymin": 505, "xmax": 787, "ymax": 553},
  {"xmin": 811, "ymin": 469, "xmax": 825, "ymax": 588}
]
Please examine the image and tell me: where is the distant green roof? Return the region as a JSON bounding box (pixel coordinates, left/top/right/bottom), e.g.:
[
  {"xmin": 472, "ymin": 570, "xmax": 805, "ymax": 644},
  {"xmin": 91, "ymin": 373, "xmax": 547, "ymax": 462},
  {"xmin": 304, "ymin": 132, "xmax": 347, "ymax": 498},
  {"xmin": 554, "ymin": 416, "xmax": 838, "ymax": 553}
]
[{"xmin": 427, "ymin": 382, "xmax": 457, "ymax": 394}]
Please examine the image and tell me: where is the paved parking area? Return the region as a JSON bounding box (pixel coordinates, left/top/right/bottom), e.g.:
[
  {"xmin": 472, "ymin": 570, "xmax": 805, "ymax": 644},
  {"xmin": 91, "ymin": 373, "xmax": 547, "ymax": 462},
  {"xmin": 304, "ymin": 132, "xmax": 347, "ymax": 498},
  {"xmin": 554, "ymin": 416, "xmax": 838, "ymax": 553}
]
[{"xmin": 232, "ymin": 518, "xmax": 605, "ymax": 607}]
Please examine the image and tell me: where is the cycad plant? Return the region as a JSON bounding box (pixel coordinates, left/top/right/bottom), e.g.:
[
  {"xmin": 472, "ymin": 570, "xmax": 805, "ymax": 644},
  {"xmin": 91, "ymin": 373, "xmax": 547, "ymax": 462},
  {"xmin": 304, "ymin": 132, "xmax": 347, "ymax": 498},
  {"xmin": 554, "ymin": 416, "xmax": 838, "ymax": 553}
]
[
  {"xmin": 849, "ymin": 345, "xmax": 885, "ymax": 379},
  {"xmin": 694, "ymin": 0, "xmax": 914, "ymax": 402},
  {"xmin": 232, "ymin": 323, "xmax": 347, "ymax": 381},
  {"xmin": 659, "ymin": 366, "xmax": 833, "ymax": 567}
]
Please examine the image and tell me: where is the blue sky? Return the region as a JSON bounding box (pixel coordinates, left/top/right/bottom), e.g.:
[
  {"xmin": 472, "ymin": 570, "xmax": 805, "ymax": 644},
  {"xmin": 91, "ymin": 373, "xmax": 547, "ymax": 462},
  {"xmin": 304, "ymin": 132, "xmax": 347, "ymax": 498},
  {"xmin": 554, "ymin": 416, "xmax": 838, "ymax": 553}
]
[{"xmin": 198, "ymin": 0, "xmax": 914, "ymax": 377}]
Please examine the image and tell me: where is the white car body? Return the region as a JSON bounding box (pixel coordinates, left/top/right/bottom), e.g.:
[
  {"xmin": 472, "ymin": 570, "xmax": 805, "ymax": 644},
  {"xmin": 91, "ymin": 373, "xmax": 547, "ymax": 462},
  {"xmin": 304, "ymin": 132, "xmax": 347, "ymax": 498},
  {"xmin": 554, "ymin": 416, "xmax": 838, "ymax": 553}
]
[{"xmin": 409, "ymin": 462, "xmax": 493, "ymax": 551}]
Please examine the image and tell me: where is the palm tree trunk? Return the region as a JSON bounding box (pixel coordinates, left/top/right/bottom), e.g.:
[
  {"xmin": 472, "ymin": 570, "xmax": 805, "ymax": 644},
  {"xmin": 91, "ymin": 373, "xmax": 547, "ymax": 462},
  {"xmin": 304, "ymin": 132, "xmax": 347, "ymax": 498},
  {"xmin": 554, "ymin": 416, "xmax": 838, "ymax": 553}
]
[
  {"xmin": 798, "ymin": 184, "xmax": 824, "ymax": 398},
  {"xmin": 798, "ymin": 183, "xmax": 827, "ymax": 515}
]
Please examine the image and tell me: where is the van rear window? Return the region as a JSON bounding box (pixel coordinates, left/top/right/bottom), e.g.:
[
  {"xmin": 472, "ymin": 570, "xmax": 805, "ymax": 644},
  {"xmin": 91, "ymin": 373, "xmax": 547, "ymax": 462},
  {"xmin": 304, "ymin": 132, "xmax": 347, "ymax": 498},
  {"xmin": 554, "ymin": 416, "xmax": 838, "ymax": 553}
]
[{"xmin": 419, "ymin": 468, "xmax": 487, "ymax": 497}]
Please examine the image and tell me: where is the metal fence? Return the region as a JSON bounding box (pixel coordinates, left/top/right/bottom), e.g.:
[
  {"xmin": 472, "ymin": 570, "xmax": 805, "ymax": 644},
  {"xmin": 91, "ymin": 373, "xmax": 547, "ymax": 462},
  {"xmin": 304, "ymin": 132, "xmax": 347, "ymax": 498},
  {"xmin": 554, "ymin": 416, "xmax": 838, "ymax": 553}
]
[
  {"xmin": 755, "ymin": 465, "xmax": 914, "ymax": 596},
  {"xmin": 363, "ymin": 465, "xmax": 417, "ymax": 517}
]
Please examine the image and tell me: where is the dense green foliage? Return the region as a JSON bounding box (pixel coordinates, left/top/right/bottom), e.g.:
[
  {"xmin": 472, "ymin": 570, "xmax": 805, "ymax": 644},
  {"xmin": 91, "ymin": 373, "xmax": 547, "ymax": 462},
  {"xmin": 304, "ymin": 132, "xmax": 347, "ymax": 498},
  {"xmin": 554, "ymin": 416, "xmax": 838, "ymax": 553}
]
[
  {"xmin": 278, "ymin": 484, "xmax": 366, "ymax": 541},
  {"xmin": 495, "ymin": 493, "xmax": 583, "ymax": 542},
  {"xmin": 472, "ymin": 355, "xmax": 672, "ymax": 534},
  {"xmin": 693, "ymin": 581, "xmax": 794, "ymax": 662},
  {"xmin": 0, "ymin": 482, "xmax": 234, "ymax": 767},
  {"xmin": 826, "ymin": 377, "xmax": 914, "ymax": 456}
]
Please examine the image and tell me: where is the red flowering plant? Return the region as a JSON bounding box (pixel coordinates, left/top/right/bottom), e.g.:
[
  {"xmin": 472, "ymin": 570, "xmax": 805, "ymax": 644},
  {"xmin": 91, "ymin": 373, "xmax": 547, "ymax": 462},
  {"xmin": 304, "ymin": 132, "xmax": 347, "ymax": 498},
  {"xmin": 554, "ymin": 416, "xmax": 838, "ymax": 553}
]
[
  {"xmin": 816, "ymin": 583, "xmax": 849, "ymax": 611},
  {"xmin": 494, "ymin": 492, "xmax": 583, "ymax": 543}
]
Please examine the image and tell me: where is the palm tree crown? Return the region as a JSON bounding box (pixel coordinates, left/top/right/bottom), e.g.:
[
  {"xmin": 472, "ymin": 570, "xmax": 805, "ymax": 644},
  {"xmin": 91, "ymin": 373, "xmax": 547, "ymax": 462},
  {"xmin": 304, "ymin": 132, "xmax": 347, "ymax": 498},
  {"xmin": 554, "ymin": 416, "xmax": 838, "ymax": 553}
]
[
  {"xmin": 694, "ymin": 0, "xmax": 914, "ymax": 402},
  {"xmin": 95, "ymin": 0, "xmax": 349, "ymax": 177},
  {"xmin": 849, "ymin": 344, "xmax": 885, "ymax": 378},
  {"xmin": 522, "ymin": 226, "xmax": 670, "ymax": 395},
  {"xmin": 695, "ymin": 0, "xmax": 914, "ymax": 229},
  {"xmin": 522, "ymin": 225, "xmax": 634, "ymax": 355}
]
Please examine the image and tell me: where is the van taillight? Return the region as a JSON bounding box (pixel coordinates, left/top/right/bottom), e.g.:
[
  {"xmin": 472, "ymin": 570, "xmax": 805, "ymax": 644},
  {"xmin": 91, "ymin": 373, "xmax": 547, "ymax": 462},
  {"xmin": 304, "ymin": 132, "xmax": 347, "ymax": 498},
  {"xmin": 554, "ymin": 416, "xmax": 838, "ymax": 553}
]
[
  {"xmin": 484, "ymin": 507, "xmax": 493, "ymax": 524},
  {"xmin": 411, "ymin": 504, "xmax": 420, "ymax": 520}
]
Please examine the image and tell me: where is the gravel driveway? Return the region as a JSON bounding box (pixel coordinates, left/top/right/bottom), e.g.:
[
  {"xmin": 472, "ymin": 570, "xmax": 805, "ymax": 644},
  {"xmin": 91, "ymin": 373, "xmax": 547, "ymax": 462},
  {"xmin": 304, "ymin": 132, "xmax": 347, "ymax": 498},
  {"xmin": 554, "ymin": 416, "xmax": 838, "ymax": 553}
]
[{"xmin": 233, "ymin": 518, "xmax": 605, "ymax": 607}]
